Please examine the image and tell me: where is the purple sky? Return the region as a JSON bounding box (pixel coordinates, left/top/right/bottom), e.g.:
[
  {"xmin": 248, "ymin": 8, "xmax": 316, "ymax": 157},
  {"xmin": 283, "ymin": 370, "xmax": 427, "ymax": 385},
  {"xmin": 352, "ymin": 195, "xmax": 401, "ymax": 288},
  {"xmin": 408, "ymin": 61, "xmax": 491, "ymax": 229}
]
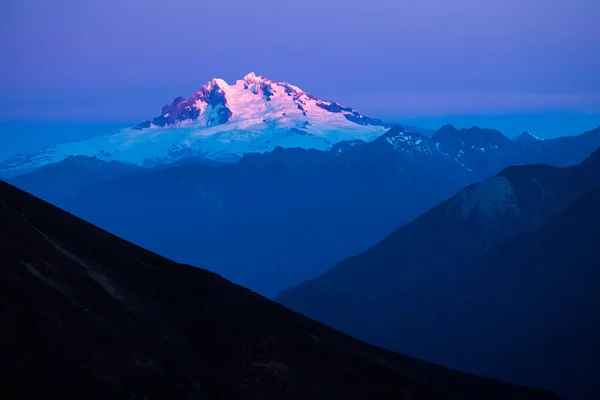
[{"xmin": 1, "ymin": 0, "xmax": 599, "ymax": 122}]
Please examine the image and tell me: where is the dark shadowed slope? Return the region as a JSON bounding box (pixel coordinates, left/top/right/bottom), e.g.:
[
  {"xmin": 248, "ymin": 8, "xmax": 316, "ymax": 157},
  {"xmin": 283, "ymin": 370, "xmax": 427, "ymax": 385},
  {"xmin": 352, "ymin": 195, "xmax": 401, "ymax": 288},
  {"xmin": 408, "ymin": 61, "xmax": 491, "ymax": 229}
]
[
  {"xmin": 0, "ymin": 181, "xmax": 558, "ymax": 399},
  {"xmin": 278, "ymin": 149, "xmax": 600, "ymax": 399}
]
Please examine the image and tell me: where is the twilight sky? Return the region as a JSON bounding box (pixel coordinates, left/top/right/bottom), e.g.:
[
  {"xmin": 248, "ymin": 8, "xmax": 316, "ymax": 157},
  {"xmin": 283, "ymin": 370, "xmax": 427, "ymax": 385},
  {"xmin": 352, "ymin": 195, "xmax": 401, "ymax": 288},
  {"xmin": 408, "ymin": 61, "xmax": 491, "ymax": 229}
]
[{"xmin": 1, "ymin": 0, "xmax": 599, "ymax": 123}]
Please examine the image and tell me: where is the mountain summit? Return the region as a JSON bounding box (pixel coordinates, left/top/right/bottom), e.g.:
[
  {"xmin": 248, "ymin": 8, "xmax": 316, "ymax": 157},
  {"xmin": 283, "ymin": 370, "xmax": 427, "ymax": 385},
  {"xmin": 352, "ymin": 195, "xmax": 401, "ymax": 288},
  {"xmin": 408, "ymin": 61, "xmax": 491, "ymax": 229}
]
[
  {"xmin": 515, "ymin": 131, "xmax": 545, "ymax": 143},
  {"xmin": 0, "ymin": 73, "xmax": 389, "ymax": 177},
  {"xmin": 134, "ymin": 71, "xmax": 387, "ymax": 132}
]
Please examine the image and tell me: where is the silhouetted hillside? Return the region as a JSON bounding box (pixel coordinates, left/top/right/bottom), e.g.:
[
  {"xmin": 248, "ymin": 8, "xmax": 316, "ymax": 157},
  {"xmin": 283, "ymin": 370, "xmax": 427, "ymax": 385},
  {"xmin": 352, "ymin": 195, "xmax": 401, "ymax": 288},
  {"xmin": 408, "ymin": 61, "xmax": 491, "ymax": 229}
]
[{"xmin": 0, "ymin": 180, "xmax": 559, "ymax": 399}]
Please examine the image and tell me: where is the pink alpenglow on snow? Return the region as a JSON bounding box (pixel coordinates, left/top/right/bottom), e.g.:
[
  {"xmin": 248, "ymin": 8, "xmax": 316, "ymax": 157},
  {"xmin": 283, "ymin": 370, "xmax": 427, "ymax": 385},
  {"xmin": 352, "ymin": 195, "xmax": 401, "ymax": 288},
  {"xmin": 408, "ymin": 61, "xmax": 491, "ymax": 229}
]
[{"xmin": 0, "ymin": 73, "xmax": 390, "ymax": 177}]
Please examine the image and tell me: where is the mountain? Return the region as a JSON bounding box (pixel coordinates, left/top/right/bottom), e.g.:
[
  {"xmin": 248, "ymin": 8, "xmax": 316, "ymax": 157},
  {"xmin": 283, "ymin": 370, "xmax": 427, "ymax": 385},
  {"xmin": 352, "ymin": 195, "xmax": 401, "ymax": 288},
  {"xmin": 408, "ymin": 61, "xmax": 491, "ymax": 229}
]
[
  {"xmin": 56, "ymin": 127, "xmax": 470, "ymax": 298},
  {"xmin": 0, "ymin": 180, "xmax": 560, "ymax": 399},
  {"xmin": 432, "ymin": 125, "xmax": 522, "ymax": 177},
  {"xmin": 0, "ymin": 73, "xmax": 392, "ymax": 178},
  {"xmin": 8, "ymin": 155, "xmax": 144, "ymax": 204},
  {"xmin": 517, "ymin": 127, "xmax": 600, "ymax": 167},
  {"xmin": 515, "ymin": 131, "xmax": 545, "ymax": 143},
  {"xmin": 277, "ymin": 149, "xmax": 600, "ymax": 399},
  {"xmin": 7, "ymin": 125, "xmax": 600, "ymax": 298},
  {"xmin": 431, "ymin": 125, "xmax": 600, "ymax": 179},
  {"xmin": 2, "ymin": 80, "xmax": 598, "ymax": 180}
]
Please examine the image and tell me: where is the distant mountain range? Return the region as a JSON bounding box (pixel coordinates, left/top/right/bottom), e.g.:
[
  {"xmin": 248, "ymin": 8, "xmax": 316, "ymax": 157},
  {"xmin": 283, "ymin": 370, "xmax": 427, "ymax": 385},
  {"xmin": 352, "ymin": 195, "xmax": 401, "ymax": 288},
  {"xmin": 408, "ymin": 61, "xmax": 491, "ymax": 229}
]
[
  {"xmin": 2, "ymin": 77, "xmax": 599, "ymax": 398},
  {"xmin": 8, "ymin": 125, "xmax": 600, "ymax": 297},
  {"xmin": 11, "ymin": 128, "xmax": 468, "ymax": 297},
  {"xmin": 2, "ymin": 72, "xmax": 598, "ymax": 180},
  {"xmin": 277, "ymin": 148, "xmax": 600, "ymax": 399},
  {"xmin": 0, "ymin": 180, "xmax": 560, "ymax": 399},
  {"xmin": 0, "ymin": 73, "xmax": 392, "ymax": 177}
]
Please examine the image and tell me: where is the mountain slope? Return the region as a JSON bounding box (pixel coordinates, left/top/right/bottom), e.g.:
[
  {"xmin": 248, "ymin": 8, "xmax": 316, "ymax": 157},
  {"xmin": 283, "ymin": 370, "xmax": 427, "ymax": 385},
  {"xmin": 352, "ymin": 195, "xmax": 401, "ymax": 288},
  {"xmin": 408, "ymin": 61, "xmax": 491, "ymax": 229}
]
[
  {"xmin": 0, "ymin": 180, "xmax": 559, "ymax": 399},
  {"xmin": 520, "ymin": 127, "xmax": 600, "ymax": 166},
  {"xmin": 7, "ymin": 126, "xmax": 600, "ymax": 298},
  {"xmin": 54, "ymin": 128, "xmax": 471, "ymax": 298},
  {"xmin": 0, "ymin": 73, "xmax": 390, "ymax": 177},
  {"xmin": 445, "ymin": 187, "xmax": 600, "ymax": 400},
  {"xmin": 432, "ymin": 125, "xmax": 600, "ymax": 179},
  {"xmin": 8, "ymin": 156, "xmax": 144, "ymax": 203},
  {"xmin": 278, "ymin": 149, "xmax": 600, "ymax": 399}
]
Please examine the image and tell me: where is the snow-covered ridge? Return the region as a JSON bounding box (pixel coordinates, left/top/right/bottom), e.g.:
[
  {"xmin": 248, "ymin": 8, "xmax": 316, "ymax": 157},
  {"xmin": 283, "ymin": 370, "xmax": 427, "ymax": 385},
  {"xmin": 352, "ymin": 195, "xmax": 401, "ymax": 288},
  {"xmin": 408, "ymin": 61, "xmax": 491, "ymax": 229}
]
[
  {"xmin": 382, "ymin": 127, "xmax": 440, "ymax": 156},
  {"xmin": 0, "ymin": 73, "xmax": 390, "ymax": 177}
]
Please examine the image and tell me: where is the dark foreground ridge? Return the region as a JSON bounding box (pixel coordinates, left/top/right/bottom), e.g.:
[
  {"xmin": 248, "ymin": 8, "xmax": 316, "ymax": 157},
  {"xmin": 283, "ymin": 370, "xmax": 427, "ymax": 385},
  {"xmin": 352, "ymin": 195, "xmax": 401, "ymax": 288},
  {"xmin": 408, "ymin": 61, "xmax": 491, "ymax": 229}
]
[
  {"xmin": 0, "ymin": 180, "xmax": 558, "ymax": 399},
  {"xmin": 278, "ymin": 149, "xmax": 600, "ymax": 399}
]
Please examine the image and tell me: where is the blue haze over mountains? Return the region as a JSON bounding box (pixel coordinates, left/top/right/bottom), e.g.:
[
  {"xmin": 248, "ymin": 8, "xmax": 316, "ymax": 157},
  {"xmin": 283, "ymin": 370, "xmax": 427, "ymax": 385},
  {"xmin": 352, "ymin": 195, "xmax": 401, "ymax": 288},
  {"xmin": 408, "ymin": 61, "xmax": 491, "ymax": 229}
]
[
  {"xmin": 2, "ymin": 80, "xmax": 600, "ymax": 400},
  {"xmin": 3, "ymin": 0, "xmax": 600, "ymax": 397},
  {"xmin": 278, "ymin": 147, "xmax": 600, "ymax": 399},
  {"xmin": 2, "ymin": 112, "xmax": 600, "ymax": 162},
  {"xmin": 7, "ymin": 124, "xmax": 600, "ymax": 298}
]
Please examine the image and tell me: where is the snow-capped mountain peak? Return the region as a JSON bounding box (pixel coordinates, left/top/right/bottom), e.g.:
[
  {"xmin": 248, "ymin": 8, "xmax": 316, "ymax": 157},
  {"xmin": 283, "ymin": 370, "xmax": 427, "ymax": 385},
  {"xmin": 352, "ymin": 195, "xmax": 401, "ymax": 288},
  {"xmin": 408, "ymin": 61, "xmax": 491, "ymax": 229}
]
[
  {"xmin": 0, "ymin": 73, "xmax": 390, "ymax": 177},
  {"xmin": 515, "ymin": 131, "xmax": 545, "ymax": 143},
  {"xmin": 134, "ymin": 72, "xmax": 387, "ymax": 132},
  {"xmin": 242, "ymin": 71, "xmax": 270, "ymax": 85}
]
